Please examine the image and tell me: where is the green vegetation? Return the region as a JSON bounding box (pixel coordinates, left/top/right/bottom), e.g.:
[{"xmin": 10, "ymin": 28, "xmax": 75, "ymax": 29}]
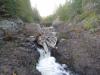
[
  {"xmin": 32, "ymin": 8, "xmax": 41, "ymax": 23},
  {"xmin": 0, "ymin": 0, "xmax": 41, "ymax": 23},
  {"xmin": 0, "ymin": 0, "xmax": 99, "ymax": 26},
  {"xmin": 43, "ymin": 15, "xmax": 55, "ymax": 23},
  {"xmin": 44, "ymin": 0, "xmax": 100, "ymax": 31},
  {"xmin": 0, "ymin": 0, "xmax": 16, "ymax": 17},
  {"xmin": 16, "ymin": 0, "xmax": 34, "ymax": 22},
  {"xmin": 83, "ymin": 12, "xmax": 98, "ymax": 31},
  {"xmin": 55, "ymin": 4, "xmax": 69, "ymax": 21},
  {"xmin": 45, "ymin": 0, "xmax": 83, "ymax": 22}
]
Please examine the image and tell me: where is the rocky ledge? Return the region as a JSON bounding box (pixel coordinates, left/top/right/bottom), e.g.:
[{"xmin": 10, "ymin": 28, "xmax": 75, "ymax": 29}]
[
  {"xmin": 0, "ymin": 19, "xmax": 41, "ymax": 75},
  {"xmin": 52, "ymin": 22, "xmax": 100, "ymax": 75}
]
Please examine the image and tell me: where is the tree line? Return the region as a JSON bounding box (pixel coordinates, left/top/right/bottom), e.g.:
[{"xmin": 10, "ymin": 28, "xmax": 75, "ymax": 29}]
[
  {"xmin": 43, "ymin": 0, "xmax": 100, "ymax": 31},
  {"xmin": 0, "ymin": 0, "xmax": 41, "ymax": 23}
]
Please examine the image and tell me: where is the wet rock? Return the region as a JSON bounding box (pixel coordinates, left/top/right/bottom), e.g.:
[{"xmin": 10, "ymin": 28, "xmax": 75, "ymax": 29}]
[
  {"xmin": 33, "ymin": 70, "xmax": 41, "ymax": 75},
  {"xmin": 37, "ymin": 26, "xmax": 57, "ymax": 48}
]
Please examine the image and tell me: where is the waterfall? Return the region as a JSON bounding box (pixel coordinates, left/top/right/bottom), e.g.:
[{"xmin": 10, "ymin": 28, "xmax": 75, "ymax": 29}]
[{"xmin": 36, "ymin": 42, "xmax": 72, "ymax": 75}]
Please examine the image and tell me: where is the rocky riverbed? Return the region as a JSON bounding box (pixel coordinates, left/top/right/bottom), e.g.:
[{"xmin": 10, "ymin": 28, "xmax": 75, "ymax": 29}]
[{"xmin": 0, "ymin": 19, "xmax": 100, "ymax": 75}]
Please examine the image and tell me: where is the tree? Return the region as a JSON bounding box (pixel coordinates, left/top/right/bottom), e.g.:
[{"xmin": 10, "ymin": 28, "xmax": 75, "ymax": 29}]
[
  {"xmin": 55, "ymin": 3, "xmax": 70, "ymax": 21},
  {"xmin": 32, "ymin": 8, "xmax": 41, "ymax": 23},
  {"xmin": 54, "ymin": 0, "xmax": 83, "ymax": 21},
  {"xmin": 0, "ymin": 0, "xmax": 17, "ymax": 17},
  {"xmin": 0, "ymin": 0, "xmax": 38, "ymax": 23},
  {"xmin": 16, "ymin": 0, "xmax": 34, "ymax": 22}
]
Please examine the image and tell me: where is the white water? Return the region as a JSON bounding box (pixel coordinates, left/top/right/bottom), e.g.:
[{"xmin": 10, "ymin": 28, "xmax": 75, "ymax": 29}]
[{"xmin": 36, "ymin": 42, "xmax": 72, "ymax": 75}]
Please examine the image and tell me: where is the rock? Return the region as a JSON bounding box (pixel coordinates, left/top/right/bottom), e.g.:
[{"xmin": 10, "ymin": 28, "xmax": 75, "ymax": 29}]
[
  {"xmin": 52, "ymin": 16, "xmax": 64, "ymax": 28},
  {"xmin": 0, "ymin": 35, "xmax": 40, "ymax": 75},
  {"xmin": 52, "ymin": 17, "xmax": 100, "ymax": 75},
  {"xmin": 0, "ymin": 19, "xmax": 24, "ymax": 34},
  {"xmin": 25, "ymin": 23, "xmax": 58, "ymax": 48},
  {"xmin": 52, "ymin": 20, "xmax": 65, "ymax": 32},
  {"xmin": 12, "ymin": 18, "xmax": 24, "ymax": 32},
  {"xmin": 0, "ymin": 19, "xmax": 24, "ymax": 41},
  {"xmin": 0, "ymin": 28, "xmax": 5, "ymax": 40},
  {"xmin": 26, "ymin": 36, "xmax": 36, "ymax": 42},
  {"xmin": 24, "ymin": 23, "xmax": 42, "ymax": 37},
  {"xmin": 33, "ymin": 70, "xmax": 41, "ymax": 75},
  {"xmin": 37, "ymin": 26, "xmax": 57, "ymax": 48},
  {"xmin": 55, "ymin": 31, "xmax": 100, "ymax": 75},
  {"xmin": 0, "ymin": 29, "xmax": 5, "ymax": 48}
]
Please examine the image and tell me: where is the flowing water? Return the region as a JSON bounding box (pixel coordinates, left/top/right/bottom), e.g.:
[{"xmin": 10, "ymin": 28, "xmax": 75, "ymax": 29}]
[{"xmin": 36, "ymin": 42, "xmax": 73, "ymax": 75}]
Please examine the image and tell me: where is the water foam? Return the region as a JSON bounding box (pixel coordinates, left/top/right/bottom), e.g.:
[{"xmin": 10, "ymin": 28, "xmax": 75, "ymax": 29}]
[{"xmin": 36, "ymin": 43, "xmax": 72, "ymax": 75}]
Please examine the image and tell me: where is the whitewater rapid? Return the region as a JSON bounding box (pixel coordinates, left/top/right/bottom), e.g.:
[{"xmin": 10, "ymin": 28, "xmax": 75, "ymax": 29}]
[{"xmin": 36, "ymin": 43, "xmax": 72, "ymax": 75}]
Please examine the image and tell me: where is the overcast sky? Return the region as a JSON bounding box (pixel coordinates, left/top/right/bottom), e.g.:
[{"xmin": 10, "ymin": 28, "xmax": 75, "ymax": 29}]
[{"xmin": 30, "ymin": 0, "xmax": 66, "ymax": 17}]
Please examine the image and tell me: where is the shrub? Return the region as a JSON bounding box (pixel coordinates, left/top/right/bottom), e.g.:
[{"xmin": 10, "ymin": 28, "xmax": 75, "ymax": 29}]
[{"xmin": 83, "ymin": 12, "xmax": 97, "ymax": 31}]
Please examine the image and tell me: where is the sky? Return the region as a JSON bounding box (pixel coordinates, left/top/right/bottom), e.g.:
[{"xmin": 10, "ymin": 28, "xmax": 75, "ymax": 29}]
[{"xmin": 30, "ymin": 0, "xmax": 66, "ymax": 17}]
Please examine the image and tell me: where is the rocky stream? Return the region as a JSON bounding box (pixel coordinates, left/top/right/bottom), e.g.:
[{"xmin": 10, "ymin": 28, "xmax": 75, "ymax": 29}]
[{"xmin": 0, "ymin": 19, "xmax": 100, "ymax": 75}]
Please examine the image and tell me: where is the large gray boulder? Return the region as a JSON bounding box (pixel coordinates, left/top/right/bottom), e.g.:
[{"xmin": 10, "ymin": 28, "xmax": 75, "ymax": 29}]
[
  {"xmin": 0, "ymin": 19, "xmax": 24, "ymax": 34},
  {"xmin": 0, "ymin": 19, "xmax": 24, "ymax": 40}
]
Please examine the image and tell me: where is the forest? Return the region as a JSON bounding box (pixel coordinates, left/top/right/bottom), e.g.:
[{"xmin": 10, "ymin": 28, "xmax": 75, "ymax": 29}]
[
  {"xmin": 44, "ymin": 0, "xmax": 100, "ymax": 30},
  {"xmin": 0, "ymin": 0, "xmax": 100, "ymax": 27},
  {"xmin": 0, "ymin": 0, "xmax": 41, "ymax": 22}
]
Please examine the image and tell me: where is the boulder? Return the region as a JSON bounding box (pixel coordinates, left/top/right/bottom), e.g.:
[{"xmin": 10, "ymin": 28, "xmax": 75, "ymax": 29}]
[
  {"xmin": 0, "ymin": 19, "xmax": 24, "ymax": 40},
  {"xmin": 55, "ymin": 31, "xmax": 100, "ymax": 75},
  {"xmin": 0, "ymin": 19, "xmax": 24, "ymax": 34},
  {"xmin": 0, "ymin": 28, "xmax": 5, "ymax": 40},
  {"xmin": 0, "ymin": 29, "xmax": 5, "ymax": 48},
  {"xmin": 0, "ymin": 36, "xmax": 40, "ymax": 75},
  {"xmin": 24, "ymin": 23, "xmax": 42, "ymax": 37},
  {"xmin": 37, "ymin": 26, "xmax": 57, "ymax": 48}
]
